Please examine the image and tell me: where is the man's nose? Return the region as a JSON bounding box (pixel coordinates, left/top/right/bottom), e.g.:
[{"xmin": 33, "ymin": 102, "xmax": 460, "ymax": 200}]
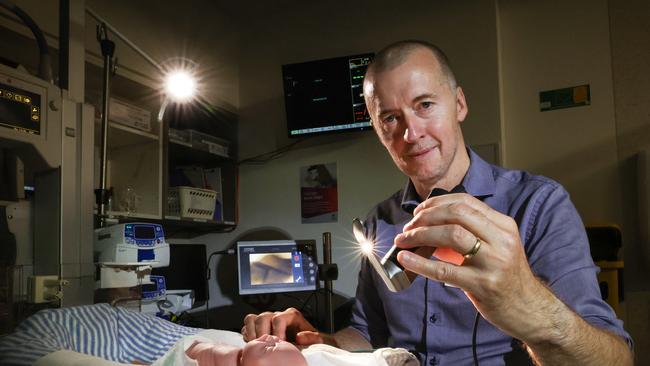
[{"xmin": 402, "ymin": 112, "xmax": 425, "ymax": 142}]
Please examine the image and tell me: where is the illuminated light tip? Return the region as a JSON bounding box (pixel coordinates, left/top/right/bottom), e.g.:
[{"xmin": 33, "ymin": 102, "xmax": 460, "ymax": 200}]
[
  {"xmin": 360, "ymin": 241, "xmax": 374, "ymax": 255},
  {"xmin": 165, "ymin": 70, "xmax": 196, "ymax": 101}
]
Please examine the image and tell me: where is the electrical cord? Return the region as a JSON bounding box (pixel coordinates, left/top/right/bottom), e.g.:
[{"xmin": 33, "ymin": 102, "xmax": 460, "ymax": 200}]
[
  {"xmin": 206, "ymin": 248, "xmax": 235, "ymax": 280},
  {"xmin": 0, "ymin": 0, "xmax": 53, "ymax": 82},
  {"xmin": 472, "ymin": 311, "xmax": 480, "ymax": 366},
  {"xmin": 237, "ymin": 138, "xmax": 307, "ymax": 165},
  {"xmin": 205, "ymin": 247, "xmax": 235, "ymax": 328}
]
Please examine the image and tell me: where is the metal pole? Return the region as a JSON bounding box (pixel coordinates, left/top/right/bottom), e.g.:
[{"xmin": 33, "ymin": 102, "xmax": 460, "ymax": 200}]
[
  {"xmin": 97, "ymin": 27, "xmax": 115, "ymax": 227},
  {"xmin": 322, "ymin": 232, "xmax": 334, "ymax": 333}
]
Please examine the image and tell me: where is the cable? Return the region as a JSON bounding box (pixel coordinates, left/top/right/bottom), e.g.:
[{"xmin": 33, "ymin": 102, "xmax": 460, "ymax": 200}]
[
  {"xmin": 237, "ymin": 138, "xmax": 307, "ymax": 165},
  {"xmin": 205, "ymin": 247, "xmax": 235, "ymax": 328},
  {"xmin": 472, "ymin": 311, "xmax": 480, "ymax": 366},
  {"xmin": 0, "ymin": 0, "xmax": 53, "ymax": 82},
  {"xmin": 205, "ymin": 248, "xmax": 235, "ymax": 280}
]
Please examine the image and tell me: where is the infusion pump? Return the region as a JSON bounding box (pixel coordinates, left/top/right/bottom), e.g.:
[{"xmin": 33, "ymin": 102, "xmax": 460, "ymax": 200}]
[{"xmin": 94, "ymin": 223, "xmax": 169, "ymax": 267}]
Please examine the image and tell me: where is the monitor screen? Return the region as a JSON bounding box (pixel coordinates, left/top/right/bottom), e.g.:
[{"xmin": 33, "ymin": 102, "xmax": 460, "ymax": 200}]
[
  {"xmin": 237, "ymin": 240, "xmax": 317, "ymax": 295},
  {"xmin": 151, "ymin": 244, "xmax": 207, "ymax": 302},
  {"xmin": 0, "ymin": 82, "xmax": 42, "ymax": 135},
  {"xmin": 282, "ymin": 53, "xmax": 374, "ymax": 137}
]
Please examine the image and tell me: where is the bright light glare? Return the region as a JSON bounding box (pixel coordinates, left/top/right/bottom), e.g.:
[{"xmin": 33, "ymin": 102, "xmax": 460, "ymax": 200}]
[
  {"xmin": 360, "ymin": 240, "xmax": 374, "ymax": 255},
  {"xmin": 165, "ymin": 70, "xmax": 196, "ymax": 101}
]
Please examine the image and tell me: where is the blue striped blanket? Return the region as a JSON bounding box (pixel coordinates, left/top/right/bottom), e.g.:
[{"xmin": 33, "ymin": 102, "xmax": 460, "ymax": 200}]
[{"xmin": 0, "ymin": 303, "xmax": 202, "ymax": 366}]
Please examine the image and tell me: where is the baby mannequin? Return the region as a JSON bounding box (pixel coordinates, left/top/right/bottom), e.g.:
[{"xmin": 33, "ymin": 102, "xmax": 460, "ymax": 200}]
[{"xmin": 186, "ymin": 334, "xmax": 307, "ymax": 366}]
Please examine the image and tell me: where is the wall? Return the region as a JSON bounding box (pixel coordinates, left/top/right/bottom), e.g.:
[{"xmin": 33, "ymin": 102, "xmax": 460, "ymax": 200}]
[
  {"xmin": 498, "ymin": 0, "xmax": 647, "ymax": 362},
  {"xmin": 608, "ymin": 0, "xmax": 650, "ymax": 362},
  {"xmin": 198, "ymin": 0, "xmax": 501, "ymax": 305},
  {"xmin": 609, "ymin": 0, "xmax": 650, "ymax": 290},
  {"xmin": 497, "ymin": 0, "xmax": 621, "ymax": 224}
]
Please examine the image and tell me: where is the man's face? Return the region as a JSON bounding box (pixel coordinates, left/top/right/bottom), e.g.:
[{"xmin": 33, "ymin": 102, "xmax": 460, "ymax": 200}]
[{"xmin": 364, "ymin": 49, "xmax": 468, "ymax": 188}]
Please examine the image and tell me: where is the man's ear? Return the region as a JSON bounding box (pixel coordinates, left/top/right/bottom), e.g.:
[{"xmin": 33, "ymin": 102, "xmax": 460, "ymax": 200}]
[{"xmin": 456, "ymin": 86, "xmax": 468, "ymax": 123}]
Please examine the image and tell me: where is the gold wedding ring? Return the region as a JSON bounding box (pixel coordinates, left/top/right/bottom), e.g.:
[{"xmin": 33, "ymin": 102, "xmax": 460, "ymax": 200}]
[{"xmin": 463, "ymin": 237, "xmax": 482, "ymax": 259}]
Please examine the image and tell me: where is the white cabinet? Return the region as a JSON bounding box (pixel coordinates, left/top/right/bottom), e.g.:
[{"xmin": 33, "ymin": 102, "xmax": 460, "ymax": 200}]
[
  {"xmin": 104, "ymin": 121, "xmax": 162, "ymax": 219},
  {"xmin": 88, "ymin": 62, "xmax": 164, "ymax": 221}
]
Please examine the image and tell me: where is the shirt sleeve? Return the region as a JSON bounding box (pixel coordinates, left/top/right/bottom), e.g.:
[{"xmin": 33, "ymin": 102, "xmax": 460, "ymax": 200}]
[{"xmin": 524, "ymin": 184, "xmax": 633, "ymax": 348}]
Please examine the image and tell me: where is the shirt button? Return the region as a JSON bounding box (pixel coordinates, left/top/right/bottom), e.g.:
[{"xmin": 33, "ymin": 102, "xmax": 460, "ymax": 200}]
[
  {"xmin": 429, "ymin": 313, "xmax": 438, "ymax": 324},
  {"xmin": 429, "ymin": 356, "xmax": 439, "ymax": 366}
]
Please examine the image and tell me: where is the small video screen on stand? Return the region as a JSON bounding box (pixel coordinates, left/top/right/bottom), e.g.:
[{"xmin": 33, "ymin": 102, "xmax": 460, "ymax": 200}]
[{"xmin": 237, "ymin": 240, "xmax": 317, "ymax": 295}]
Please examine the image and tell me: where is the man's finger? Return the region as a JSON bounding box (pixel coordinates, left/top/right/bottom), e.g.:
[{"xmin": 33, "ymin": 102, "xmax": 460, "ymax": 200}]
[
  {"xmin": 253, "ymin": 312, "xmax": 274, "ymax": 339},
  {"xmin": 405, "ymin": 199, "xmax": 501, "ymax": 247},
  {"xmin": 243, "ymin": 314, "xmax": 258, "ymax": 341},
  {"xmin": 271, "ymin": 312, "xmax": 289, "ymax": 340},
  {"xmin": 413, "ymin": 193, "xmax": 513, "ymax": 232},
  {"xmin": 396, "ymin": 224, "xmax": 477, "ymax": 256},
  {"xmin": 295, "ymin": 330, "xmax": 324, "ymax": 346},
  {"xmin": 397, "ymin": 250, "xmax": 478, "ymax": 291}
]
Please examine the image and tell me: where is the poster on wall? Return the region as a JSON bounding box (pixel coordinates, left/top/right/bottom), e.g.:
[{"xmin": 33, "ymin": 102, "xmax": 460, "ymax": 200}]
[{"xmin": 300, "ymin": 163, "xmax": 338, "ymax": 223}]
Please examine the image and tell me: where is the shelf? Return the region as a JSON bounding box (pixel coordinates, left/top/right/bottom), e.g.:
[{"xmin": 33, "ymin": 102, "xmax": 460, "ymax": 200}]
[
  {"xmin": 111, "ymin": 122, "xmax": 158, "ymax": 140},
  {"xmin": 164, "ymin": 215, "xmax": 236, "ymax": 226},
  {"xmin": 105, "ymin": 210, "xmax": 161, "ymax": 220},
  {"xmin": 162, "ymin": 217, "xmax": 237, "ymax": 237},
  {"xmin": 108, "ymin": 123, "xmax": 158, "ymax": 149},
  {"xmin": 95, "ymin": 120, "xmax": 160, "ymax": 150},
  {"xmin": 101, "ymin": 215, "xmax": 236, "ymax": 238}
]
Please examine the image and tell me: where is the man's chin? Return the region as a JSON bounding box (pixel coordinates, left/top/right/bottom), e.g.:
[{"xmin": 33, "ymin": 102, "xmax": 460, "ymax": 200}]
[{"xmin": 404, "ymin": 166, "xmax": 442, "ymax": 181}]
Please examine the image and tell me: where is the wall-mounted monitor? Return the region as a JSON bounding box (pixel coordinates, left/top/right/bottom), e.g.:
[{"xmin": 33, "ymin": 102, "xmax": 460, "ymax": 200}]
[
  {"xmin": 237, "ymin": 240, "xmax": 317, "ymax": 295},
  {"xmin": 282, "ymin": 53, "xmax": 374, "ymax": 137}
]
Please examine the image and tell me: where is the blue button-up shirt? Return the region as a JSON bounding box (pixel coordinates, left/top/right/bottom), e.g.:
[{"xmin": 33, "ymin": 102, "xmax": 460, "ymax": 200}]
[{"xmin": 350, "ymin": 148, "xmax": 632, "ymax": 365}]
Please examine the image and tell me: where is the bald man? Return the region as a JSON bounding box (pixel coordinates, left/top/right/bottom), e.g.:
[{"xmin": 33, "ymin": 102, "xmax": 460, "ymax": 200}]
[{"xmin": 242, "ymin": 40, "xmax": 633, "ymax": 366}]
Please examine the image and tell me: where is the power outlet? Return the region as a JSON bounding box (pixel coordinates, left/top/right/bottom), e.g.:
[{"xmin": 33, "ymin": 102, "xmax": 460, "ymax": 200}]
[{"xmin": 28, "ymin": 275, "xmax": 59, "ymax": 303}]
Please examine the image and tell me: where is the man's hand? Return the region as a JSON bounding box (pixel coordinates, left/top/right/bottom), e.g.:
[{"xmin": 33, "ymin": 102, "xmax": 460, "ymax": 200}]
[
  {"xmin": 242, "ymin": 307, "xmax": 327, "ymax": 346},
  {"xmin": 394, "ymin": 193, "xmax": 544, "ymax": 340},
  {"xmin": 394, "ymin": 193, "xmax": 633, "ymax": 365}
]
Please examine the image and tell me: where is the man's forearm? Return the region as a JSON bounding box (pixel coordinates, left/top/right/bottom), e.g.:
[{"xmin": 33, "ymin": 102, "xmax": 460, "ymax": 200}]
[{"xmin": 523, "ymin": 284, "xmax": 633, "ymax": 365}]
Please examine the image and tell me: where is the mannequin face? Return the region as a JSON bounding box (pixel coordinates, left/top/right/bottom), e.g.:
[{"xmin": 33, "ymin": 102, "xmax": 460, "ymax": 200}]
[
  {"xmin": 241, "ymin": 334, "xmax": 307, "ymax": 366},
  {"xmin": 186, "ymin": 335, "xmax": 306, "ymax": 366}
]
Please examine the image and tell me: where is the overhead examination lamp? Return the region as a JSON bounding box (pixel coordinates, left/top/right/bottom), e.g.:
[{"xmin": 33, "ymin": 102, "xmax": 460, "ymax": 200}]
[
  {"xmin": 158, "ymin": 58, "xmax": 201, "ymax": 123},
  {"xmin": 164, "ymin": 69, "xmax": 197, "ymax": 102}
]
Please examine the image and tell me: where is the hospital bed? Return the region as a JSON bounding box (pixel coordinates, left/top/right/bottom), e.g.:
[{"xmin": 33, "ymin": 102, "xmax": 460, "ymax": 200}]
[{"xmin": 0, "ymin": 303, "xmax": 418, "ymax": 366}]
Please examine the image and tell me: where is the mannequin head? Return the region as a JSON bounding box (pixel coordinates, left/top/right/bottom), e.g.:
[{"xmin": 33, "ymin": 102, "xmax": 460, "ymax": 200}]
[
  {"xmin": 241, "ymin": 334, "xmax": 307, "ymax": 366},
  {"xmin": 186, "ymin": 334, "xmax": 307, "ymax": 366}
]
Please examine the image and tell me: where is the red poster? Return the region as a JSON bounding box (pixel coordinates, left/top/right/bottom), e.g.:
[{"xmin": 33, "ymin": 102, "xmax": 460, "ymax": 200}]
[{"xmin": 300, "ymin": 163, "xmax": 338, "ymax": 223}]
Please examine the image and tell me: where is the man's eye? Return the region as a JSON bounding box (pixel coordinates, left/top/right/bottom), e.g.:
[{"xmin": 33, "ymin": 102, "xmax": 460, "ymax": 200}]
[
  {"xmin": 421, "ymin": 101, "xmax": 433, "ymax": 109},
  {"xmin": 382, "ymin": 115, "xmax": 396, "ymax": 123}
]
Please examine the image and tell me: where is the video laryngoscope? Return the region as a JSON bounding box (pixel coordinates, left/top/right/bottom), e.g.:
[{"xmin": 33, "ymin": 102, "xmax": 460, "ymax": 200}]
[
  {"xmin": 352, "ymin": 218, "xmax": 411, "ymax": 292},
  {"xmin": 353, "ymin": 186, "xmax": 467, "ymax": 292}
]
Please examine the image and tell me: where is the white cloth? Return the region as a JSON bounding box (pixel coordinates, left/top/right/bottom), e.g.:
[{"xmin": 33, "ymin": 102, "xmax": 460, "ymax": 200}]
[
  {"xmin": 303, "ymin": 344, "xmax": 418, "ymax": 366},
  {"xmin": 152, "ymin": 329, "xmax": 246, "ymax": 366},
  {"xmin": 34, "ymin": 350, "xmax": 129, "ymax": 366}
]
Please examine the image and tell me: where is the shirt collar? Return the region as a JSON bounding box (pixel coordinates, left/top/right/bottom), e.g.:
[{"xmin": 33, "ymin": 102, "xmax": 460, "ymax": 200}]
[{"xmin": 400, "ymin": 147, "xmax": 496, "ymax": 214}]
